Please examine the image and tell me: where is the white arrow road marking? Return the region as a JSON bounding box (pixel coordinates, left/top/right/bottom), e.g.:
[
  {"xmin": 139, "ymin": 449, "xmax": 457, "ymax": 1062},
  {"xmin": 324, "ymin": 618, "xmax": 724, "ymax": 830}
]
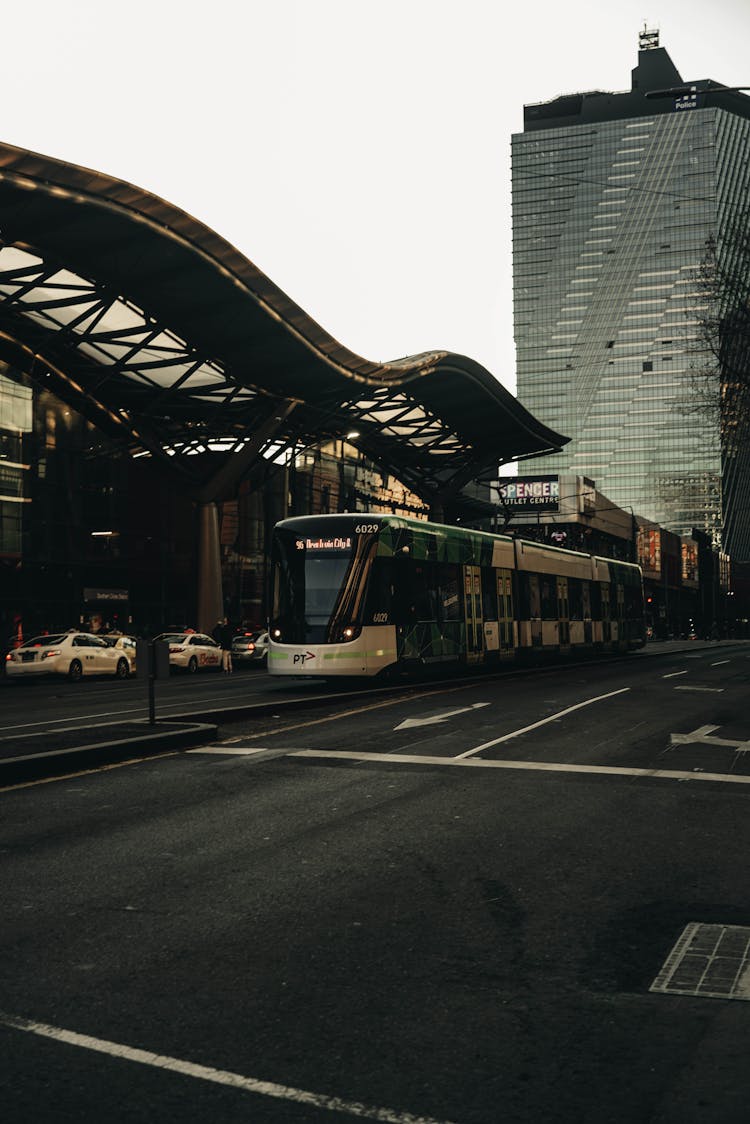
[
  {"xmin": 394, "ymin": 702, "xmax": 490, "ymax": 731},
  {"xmin": 670, "ymin": 725, "xmax": 720, "ymax": 744},
  {"xmin": 670, "ymin": 726, "xmax": 750, "ymax": 753}
]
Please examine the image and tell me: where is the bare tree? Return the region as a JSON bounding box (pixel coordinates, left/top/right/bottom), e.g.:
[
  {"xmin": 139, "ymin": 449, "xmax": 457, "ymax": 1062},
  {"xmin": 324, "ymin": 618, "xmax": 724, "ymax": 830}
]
[{"xmin": 690, "ymin": 207, "xmax": 750, "ymax": 454}]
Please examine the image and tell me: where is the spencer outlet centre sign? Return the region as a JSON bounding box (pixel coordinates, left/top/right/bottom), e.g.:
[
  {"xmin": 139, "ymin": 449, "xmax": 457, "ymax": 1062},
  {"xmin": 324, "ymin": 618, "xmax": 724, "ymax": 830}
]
[{"xmin": 499, "ymin": 476, "xmax": 560, "ymax": 512}]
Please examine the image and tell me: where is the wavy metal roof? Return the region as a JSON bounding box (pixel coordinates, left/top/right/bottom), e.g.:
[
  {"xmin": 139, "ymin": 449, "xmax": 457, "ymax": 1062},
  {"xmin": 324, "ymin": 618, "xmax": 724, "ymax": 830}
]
[{"xmin": 0, "ymin": 140, "xmax": 568, "ymax": 509}]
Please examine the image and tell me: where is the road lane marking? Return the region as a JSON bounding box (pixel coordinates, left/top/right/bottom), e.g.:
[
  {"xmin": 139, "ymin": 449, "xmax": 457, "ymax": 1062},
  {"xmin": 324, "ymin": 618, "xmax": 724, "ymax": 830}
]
[
  {"xmin": 0, "ymin": 1012, "xmax": 456, "ymax": 1124},
  {"xmin": 670, "ymin": 726, "xmax": 750, "ymax": 753},
  {"xmin": 288, "ymin": 749, "xmax": 750, "ymax": 785},
  {"xmin": 670, "ymin": 725, "xmax": 720, "ymax": 742},
  {"xmin": 663, "ymin": 671, "xmax": 688, "ymax": 679},
  {"xmin": 674, "ymin": 686, "xmax": 724, "ymax": 693},
  {"xmin": 187, "ymin": 682, "xmax": 488, "ymax": 746},
  {"xmin": 711, "ymin": 660, "xmax": 731, "ymax": 666},
  {"xmin": 394, "ymin": 702, "xmax": 490, "ymax": 730},
  {"xmin": 188, "ymin": 746, "xmax": 270, "ymax": 755},
  {"xmin": 455, "ymin": 688, "xmax": 631, "ymax": 759}
]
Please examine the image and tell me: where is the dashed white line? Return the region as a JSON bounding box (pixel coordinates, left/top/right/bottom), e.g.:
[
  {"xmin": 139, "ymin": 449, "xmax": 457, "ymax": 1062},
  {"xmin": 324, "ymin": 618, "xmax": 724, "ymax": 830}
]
[
  {"xmin": 663, "ymin": 671, "xmax": 688, "ymax": 679},
  {"xmin": 674, "ymin": 686, "xmax": 725, "ymax": 693},
  {"xmin": 0, "ymin": 1012, "xmax": 456, "ymax": 1124},
  {"xmin": 189, "ymin": 746, "xmax": 269, "ymax": 755}
]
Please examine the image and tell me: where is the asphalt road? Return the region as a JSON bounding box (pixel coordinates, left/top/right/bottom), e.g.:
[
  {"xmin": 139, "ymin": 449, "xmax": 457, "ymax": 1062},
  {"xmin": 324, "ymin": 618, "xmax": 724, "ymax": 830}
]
[{"xmin": 2, "ymin": 643, "xmax": 750, "ymax": 1123}]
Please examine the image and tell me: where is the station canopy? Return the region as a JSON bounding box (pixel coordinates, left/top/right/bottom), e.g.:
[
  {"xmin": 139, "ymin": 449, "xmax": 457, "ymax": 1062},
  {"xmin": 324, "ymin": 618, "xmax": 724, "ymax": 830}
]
[{"xmin": 0, "ymin": 141, "xmax": 568, "ymax": 511}]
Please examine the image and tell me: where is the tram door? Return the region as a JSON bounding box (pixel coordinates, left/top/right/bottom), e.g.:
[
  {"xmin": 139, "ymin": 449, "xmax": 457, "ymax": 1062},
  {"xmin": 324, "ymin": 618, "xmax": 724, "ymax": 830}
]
[
  {"xmin": 497, "ymin": 568, "xmax": 514, "ymax": 651},
  {"xmin": 614, "ymin": 582, "xmax": 625, "ymax": 644},
  {"xmin": 463, "ymin": 565, "xmax": 483, "ymax": 664},
  {"xmin": 557, "ymin": 576, "xmax": 570, "ymax": 649},
  {"xmin": 601, "ymin": 583, "xmax": 611, "ymax": 643}
]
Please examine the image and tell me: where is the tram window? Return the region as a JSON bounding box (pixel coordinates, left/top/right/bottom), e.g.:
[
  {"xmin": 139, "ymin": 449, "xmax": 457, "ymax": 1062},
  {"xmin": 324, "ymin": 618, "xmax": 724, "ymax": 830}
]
[
  {"xmin": 540, "ymin": 578, "xmax": 557, "ymax": 620},
  {"xmin": 482, "ymin": 568, "xmax": 498, "ymax": 620},
  {"xmin": 392, "ymin": 552, "xmax": 416, "ymax": 624},
  {"xmin": 568, "ymin": 578, "xmax": 583, "ymax": 620},
  {"xmin": 438, "ymin": 564, "xmax": 462, "ymax": 621},
  {"xmin": 304, "ymin": 556, "xmax": 352, "ymax": 626},
  {"xmin": 414, "ymin": 565, "xmax": 439, "ymax": 621},
  {"xmin": 581, "ymin": 580, "xmax": 592, "ymax": 619},
  {"xmin": 589, "ymin": 582, "xmax": 601, "ymax": 618},
  {"xmin": 520, "ymin": 573, "xmax": 540, "ymax": 618},
  {"xmin": 600, "ymin": 584, "xmax": 611, "ymax": 618},
  {"xmin": 624, "ymin": 585, "xmax": 642, "ymax": 617},
  {"xmin": 365, "ymin": 557, "xmax": 393, "ymax": 622}
]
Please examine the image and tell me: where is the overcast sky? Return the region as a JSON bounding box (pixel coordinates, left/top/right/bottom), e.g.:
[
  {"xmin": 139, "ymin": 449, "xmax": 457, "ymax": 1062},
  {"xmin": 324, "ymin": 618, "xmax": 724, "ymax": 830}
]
[{"xmin": 3, "ymin": 0, "xmax": 749, "ymax": 396}]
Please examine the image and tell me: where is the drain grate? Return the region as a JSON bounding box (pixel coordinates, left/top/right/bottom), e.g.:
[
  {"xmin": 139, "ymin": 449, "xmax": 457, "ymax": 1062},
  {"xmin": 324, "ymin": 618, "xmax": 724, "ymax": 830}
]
[{"xmin": 650, "ymin": 923, "xmax": 750, "ymax": 1001}]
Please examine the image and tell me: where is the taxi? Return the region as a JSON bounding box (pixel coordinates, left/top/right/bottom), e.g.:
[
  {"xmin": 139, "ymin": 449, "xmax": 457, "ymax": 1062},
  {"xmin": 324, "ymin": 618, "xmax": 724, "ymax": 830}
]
[
  {"xmin": 155, "ymin": 631, "xmax": 222, "ymax": 673},
  {"xmin": 5, "ymin": 630, "xmax": 134, "ymax": 681}
]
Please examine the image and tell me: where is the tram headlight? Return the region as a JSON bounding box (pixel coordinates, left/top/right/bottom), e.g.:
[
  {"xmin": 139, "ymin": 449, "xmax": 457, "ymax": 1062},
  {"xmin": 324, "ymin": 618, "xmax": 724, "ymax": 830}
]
[
  {"xmin": 336, "ymin": 624, "xmax": 361, "ymax": 643},
  {"xmin": 271, "ymin": 628, "xmax": 282, "ymax": 640}
]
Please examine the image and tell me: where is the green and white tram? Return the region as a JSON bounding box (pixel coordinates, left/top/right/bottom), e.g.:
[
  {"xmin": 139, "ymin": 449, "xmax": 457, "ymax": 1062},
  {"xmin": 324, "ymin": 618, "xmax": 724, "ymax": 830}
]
[{"xmin": 268, "ymin": 513, "xmax": 646, "ymax": 678}]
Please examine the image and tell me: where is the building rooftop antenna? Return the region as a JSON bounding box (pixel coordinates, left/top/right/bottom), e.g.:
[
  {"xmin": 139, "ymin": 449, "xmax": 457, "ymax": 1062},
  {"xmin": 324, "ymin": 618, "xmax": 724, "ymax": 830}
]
[{"xmin": 639, "ymin": 25, "xmax": 660, "ymax": 51}]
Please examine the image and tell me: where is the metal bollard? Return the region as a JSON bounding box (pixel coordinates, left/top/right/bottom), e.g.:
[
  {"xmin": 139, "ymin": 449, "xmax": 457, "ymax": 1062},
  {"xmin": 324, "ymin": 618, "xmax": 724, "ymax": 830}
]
[{"xmin": 136, "ymin": 638, "xmax": 170, "ymax": 724}]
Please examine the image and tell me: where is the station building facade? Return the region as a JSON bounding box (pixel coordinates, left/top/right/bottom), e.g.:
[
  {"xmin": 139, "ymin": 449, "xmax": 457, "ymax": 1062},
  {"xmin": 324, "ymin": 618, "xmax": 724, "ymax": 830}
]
[
  {"xmin": 496, "ymin": 471, "xmax": 741, "ymax": 639},
  {"xmin": 0, "ymin": 358, "xmax": 435, "ymax": 644},
  {"xmin": 0, "ymin": 138, "xmax": 566, "ymax": 651}
]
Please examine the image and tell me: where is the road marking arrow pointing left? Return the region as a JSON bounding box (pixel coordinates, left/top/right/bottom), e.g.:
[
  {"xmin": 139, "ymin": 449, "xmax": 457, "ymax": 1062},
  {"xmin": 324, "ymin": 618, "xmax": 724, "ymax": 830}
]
[{"xmin": 395, "ymin": 702, "xmax": 490, "ymax": 731}]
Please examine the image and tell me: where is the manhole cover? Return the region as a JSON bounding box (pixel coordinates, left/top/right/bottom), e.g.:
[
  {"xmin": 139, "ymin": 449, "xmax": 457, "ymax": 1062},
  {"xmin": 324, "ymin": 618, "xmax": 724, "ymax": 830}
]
[{"xmin": 650, "ymin": 923, "xmax": 750, "ymax": 1001}]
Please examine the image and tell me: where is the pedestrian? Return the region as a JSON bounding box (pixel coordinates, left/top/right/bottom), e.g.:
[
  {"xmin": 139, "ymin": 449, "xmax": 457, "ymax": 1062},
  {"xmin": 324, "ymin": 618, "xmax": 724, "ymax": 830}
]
[{"xmin": 214, "ymin": 616, "xmax": 234, "ymax": 673}]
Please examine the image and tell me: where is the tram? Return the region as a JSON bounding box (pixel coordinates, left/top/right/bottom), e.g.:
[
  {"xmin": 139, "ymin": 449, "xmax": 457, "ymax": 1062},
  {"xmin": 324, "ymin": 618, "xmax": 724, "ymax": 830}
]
[{"xmin": 268, "ymin": 513, "xmax": 646, "ymax": 678}]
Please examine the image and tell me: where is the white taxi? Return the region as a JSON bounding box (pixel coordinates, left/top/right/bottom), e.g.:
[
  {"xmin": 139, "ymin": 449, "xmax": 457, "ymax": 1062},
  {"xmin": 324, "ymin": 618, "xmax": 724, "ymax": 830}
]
[
  {"xmin": 155, "ymin": 631, "xmax": 222, "ymax": 673},
  {"xmin": 5, "ymin": 630, "xmax": 134, "ymax": 681}
]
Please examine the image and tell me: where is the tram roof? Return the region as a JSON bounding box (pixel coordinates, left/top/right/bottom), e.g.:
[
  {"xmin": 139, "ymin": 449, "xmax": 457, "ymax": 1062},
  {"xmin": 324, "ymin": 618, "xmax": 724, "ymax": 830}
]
[{"xmin": 0, "ymin": 141, "xmax": 568, "ymax": 510}]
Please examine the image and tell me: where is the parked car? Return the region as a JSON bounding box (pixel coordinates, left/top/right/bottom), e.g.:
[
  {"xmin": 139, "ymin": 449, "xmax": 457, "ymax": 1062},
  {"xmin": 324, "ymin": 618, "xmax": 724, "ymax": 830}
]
[
  {"xmin": 231, "ymin": 629, "xmax": 269, "ymax": 667},
  {"xmin": 4, "ymin": 630, "xmax": 133, "ymax": 681},
  {"xmin": 101, "ymin": 633, "xmax": 138, "ymax": 674},
  {"xmin": 155, "ymin": 631, "xmax": 222, "ymax": 673}
]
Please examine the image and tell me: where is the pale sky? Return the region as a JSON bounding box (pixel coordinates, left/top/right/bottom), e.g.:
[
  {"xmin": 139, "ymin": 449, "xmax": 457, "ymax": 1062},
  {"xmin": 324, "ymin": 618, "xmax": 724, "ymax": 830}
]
[{"xmin": 3, "ymin": 0, "xmax": 749, "ymax": 396}]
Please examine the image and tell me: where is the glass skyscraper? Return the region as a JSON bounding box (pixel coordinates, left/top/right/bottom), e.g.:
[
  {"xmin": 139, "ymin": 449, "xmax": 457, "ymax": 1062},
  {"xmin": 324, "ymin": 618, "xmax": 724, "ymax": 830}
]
[{"xmin": 512, "ymin": 33, "xmax": 750, "ymax": 558}]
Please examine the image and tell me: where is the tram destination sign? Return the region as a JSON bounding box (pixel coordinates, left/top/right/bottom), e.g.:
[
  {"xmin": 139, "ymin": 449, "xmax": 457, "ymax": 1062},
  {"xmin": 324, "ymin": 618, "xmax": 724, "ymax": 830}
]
[
  {"xmin": 498, "ymin": 476, "xmax": 560, "ymax": 513},
  {"xmin": 295, "ymin": 536, "xmax": 352, "ymax": 551}
]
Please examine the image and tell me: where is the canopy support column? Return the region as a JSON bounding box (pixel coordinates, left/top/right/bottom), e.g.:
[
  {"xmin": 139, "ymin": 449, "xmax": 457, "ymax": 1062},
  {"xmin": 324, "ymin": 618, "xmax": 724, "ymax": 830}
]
[{"xmin": 196, "ymin": 502, "xmax": 223, "ymax": 633}]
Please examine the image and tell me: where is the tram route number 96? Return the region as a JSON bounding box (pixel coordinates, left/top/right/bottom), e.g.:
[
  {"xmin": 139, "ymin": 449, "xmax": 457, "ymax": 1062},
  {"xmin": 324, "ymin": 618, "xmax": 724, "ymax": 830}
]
[{"xmin": 355, "ymin": 523, "xmax": 379, "ymax": 534}]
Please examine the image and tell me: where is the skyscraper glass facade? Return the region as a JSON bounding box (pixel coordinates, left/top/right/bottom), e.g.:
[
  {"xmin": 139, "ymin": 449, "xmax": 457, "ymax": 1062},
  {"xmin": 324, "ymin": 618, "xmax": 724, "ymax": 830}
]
[{"xmin": 512, "ymin": 43, "xmax": 750, "ymax": 558}]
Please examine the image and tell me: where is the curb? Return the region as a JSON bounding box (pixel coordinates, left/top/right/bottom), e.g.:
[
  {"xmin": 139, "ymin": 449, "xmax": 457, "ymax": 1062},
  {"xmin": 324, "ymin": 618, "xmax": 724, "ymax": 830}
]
[{"xmin": 0, "ymin": 720, "xmax": 218, "ymax": 785}]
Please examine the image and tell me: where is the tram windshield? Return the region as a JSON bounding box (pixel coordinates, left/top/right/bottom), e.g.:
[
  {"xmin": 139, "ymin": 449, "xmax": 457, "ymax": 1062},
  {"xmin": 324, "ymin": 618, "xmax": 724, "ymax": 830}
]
[
  {"xmin": 271, "ymin": 525, "xmax": 375, "ymax": 644},
  {"xmin": 304, "ymin": 553, "xmax": 353, "ymax": 627}
]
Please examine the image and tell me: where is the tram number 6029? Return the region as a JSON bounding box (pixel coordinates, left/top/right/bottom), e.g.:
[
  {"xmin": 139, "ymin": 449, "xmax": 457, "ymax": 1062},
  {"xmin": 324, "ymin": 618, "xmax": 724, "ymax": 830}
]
[{"xmin": 355, "ymin": 523, "xmax": 379, "ymax": 534}]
